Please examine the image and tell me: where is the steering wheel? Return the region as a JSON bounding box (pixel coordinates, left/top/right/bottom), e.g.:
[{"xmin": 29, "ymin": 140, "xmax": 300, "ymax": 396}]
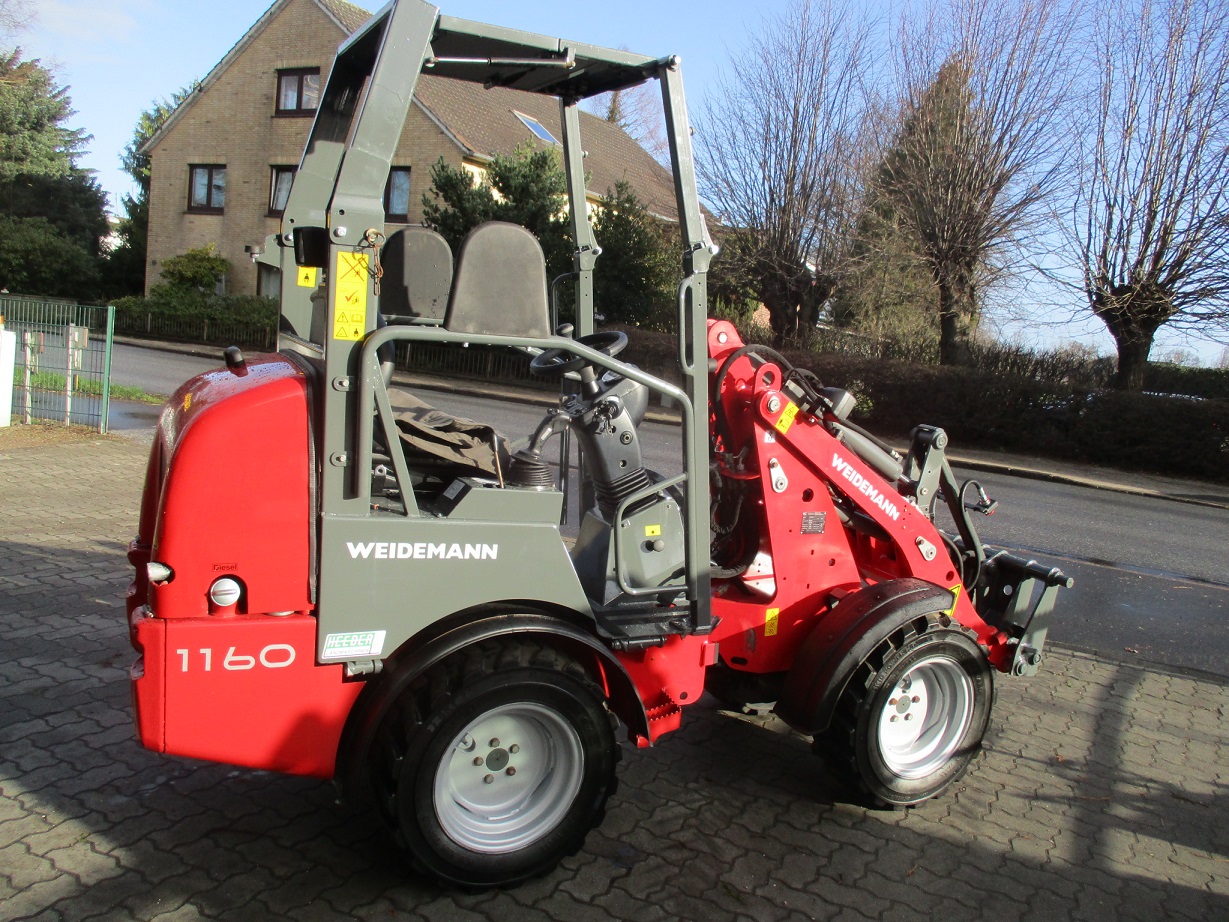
[{"xmin": 529, "ymin": 330, "xmax": 628, "ymax": 378}]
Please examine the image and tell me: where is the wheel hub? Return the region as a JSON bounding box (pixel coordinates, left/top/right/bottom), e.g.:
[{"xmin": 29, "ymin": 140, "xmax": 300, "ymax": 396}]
[
  {"xmin": 876, "ymin": 654, "xmax": 974, "ymax": 780},
  {"xmin": 434, "ymin": 702, "xmax": 584, "ymax": 853}
]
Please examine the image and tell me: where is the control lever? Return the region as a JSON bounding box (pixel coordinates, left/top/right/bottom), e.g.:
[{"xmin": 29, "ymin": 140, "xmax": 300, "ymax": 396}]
[{"xmin": 528, "ymin": 408, "xmax": 573, "ymax": 454}]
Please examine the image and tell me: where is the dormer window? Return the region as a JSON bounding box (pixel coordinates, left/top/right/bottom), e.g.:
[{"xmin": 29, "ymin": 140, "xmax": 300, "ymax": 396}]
[
  {"xmin": 514, "ymin": 111, "xmax": 559, "ymax": 145},
  {"xmin": 276, "ymin": 68, "xmax": 320, "ymax": 116}
]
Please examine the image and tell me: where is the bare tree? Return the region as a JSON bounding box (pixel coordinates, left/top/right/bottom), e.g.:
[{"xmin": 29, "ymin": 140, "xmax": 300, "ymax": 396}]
[
  {"xmin": 0, "ymin": 0, "xmax": 34, "ymax": 43},
  {"xmin": 877, "ymin": 0, "xmax": 1075, "ymax": 364},
  {"xmin": 593, "ymin": 83, "xmax": 670, "ymax": 163},
  {"xmin": 696, "ymin": 0, "xmax": 875, "ymax": 345},
  {"xmin": 1072, "ymin": 0, "xmax": 1229, "ymax": 390}
]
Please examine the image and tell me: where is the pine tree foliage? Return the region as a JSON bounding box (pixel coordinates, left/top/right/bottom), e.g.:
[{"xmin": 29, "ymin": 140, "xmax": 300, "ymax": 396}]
[
  {"xmin": 0, "ymin": 50, "xmax": 87, "ymax": 182},
  {"xmin": 591, "ymin": 180, "xmax": 676, "ymax": 328},
  {"xmin": 422, "ymin": 146, "xmax": 574, "ymax": 282}
]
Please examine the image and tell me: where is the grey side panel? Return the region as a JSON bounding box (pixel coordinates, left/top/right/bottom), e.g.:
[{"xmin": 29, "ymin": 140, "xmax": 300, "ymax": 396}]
[{"xmin": 316, "ymin": 518, "xmax": 592, "ymax": 660}]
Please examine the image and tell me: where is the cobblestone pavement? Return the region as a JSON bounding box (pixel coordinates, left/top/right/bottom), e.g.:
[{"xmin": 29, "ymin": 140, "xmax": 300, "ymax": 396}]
[{"xmin": 2, "ymin": 432, "xmax": 1227, "ymax": 921}]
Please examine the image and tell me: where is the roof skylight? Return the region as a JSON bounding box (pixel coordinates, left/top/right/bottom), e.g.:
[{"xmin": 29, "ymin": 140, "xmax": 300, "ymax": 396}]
[{"xmin": 514, "ymin": 111, "xmax": 560, "ymax": 145}]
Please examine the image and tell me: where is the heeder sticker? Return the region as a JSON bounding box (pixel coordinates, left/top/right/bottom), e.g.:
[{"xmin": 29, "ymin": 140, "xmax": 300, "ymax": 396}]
[{"xmin": 321, "ymin": 630, "xmax": 386, "ymax": 659}]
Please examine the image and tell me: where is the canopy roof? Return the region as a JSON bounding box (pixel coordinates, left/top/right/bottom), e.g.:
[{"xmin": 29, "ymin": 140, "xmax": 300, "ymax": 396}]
[{"xmin": 426, "ymin": 15, "xmax": 666, "ymax": 100}]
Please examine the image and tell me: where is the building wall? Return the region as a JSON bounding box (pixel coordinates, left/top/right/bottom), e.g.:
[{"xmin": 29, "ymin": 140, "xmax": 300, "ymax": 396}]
[{"xmin": 145, "ymin": 0, "xmax": 463, "ymax": 297}]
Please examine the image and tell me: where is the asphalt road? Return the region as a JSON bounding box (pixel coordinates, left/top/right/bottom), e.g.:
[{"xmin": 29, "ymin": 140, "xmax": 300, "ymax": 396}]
[
  {"xmin": 106, "ymin": 352, "xmax": 1229, "ymax": 677},
  {"xmin": 110, "ymin": 341, "xmax": 222, "ymax": 396}
]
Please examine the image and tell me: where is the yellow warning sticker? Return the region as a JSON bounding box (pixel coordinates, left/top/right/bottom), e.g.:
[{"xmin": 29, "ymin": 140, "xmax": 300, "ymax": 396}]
[
  {"xmin": 334, "ymin": 252, "xmax": 368, "ymax": 341},
  {"xmin": 183, "ymin": 393, "xmax": 192, "ymax": 412},
  {"xmin": 945, "ymin": 584, "xmax": 962, "ymax": 616},
  {"xmin": 644, "ymin": 524, "xmax": 662, "ymax": 537},
  {"xmin": 296, "ymin": 266, "xmax": 318, "ymax": 288},
  {"xmin": 765, "ymin": 607, "xmax": 780, "ymax": 637},
  {"xmin": 774, "ymin": 402, "xmax": 799, "ymax": 435}
]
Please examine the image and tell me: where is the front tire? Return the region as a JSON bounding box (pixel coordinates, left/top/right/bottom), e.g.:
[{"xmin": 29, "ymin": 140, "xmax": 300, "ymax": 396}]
[
  {"xmin": 371, "ymin": 640, "xmax": 619, "ymax": 887},
  {"xmin": 820, "ymin": 614, "xmax": 993, "ymax": 807}
]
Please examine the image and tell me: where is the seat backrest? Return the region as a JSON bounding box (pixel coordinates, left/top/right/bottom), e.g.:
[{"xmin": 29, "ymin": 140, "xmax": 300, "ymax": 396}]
[
  {"xmin": 379, "ymin": 226, "xmax": 453, "ymax": 322},
  {"xmin": 443, "ymin": 221, "xmax": 552, "ymax": 338}
]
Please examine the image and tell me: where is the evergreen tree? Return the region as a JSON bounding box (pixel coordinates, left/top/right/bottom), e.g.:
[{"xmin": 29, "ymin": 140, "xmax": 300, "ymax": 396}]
[
  {"xmin": 0, "ymin": 50, "xmax": 104, "ymax": 300},
  {"xmin": 106, "ymin": 85, "xmax": 195, "ymax": 296},
  {"xmin": 830, "ymin": 162, "xmax": 938, "ymax": 350},
  {"xmin": 422, "ymin": 146, "xmax": 573, "ymax": 282},
  {"xmin": 591, "ymin": 180, "xmax": 676, "ymax": 328},
  {"xmin": 0, "ymin": 49, "xmax": 87, "ymax": 181}
]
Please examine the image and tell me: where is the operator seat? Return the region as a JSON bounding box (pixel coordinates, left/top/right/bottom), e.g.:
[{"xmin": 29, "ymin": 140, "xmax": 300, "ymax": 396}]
[
  {"xmin": 443, "ymin": 221, "xmax": 552, "ymax": 337},
  {"xmin": 379, "ymin": 226, "xmax": 453, "ymax": 323},
  {"xmin": 388, "ymin": 222, "xmax": 553, "ymax": 481}
]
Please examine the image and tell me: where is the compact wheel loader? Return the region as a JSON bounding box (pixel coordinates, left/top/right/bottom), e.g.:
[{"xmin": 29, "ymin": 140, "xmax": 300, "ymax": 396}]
[{"xmin": 125, "ymin": 0, "xmax": 1070, "ymax": 888}]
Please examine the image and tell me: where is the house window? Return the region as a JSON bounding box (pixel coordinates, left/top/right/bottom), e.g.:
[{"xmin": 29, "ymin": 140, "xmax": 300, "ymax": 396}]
[
  {"xmin": 514, "ymin": 111, "xmax": 559, "ymax": 145},
  {"xmin": 276, "ymin": 68, "xmax": 320, "ymax": 116},
  {"xmin": 188, "ymin": 164, "xmax": 226, "ymax": 213},
  {"xmin": 385, "ymin": 167, "xmax": 411, "ymax": 222},
  {"xmin": 269, "ymin": 165, "xmax": 296, "ymax": 215}
]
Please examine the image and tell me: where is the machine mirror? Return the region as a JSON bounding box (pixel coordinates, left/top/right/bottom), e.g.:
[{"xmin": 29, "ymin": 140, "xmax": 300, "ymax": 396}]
[{"xmin": 293, "ymin": 226, "xmax": 330, "ymax": 268}]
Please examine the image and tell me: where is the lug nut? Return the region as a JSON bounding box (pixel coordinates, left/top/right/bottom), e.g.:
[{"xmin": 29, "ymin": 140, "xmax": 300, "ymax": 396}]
[
  {"xmin": 890, "ymin": 715, "xmax": 898, "ymax": 722},
  {"xmin": 489, "ymin": 738, "xmax": 500, "ymax": 747},
  {"xmin": 904, "ymin": 714, "xmax": 913, "ymax": 721},
  {"xmin": 912, "ymin": 696, "xmax": 920, "ymax": 703},
  {"xmin": 506, "ymin": 767, "xmax": 516, "ymax": 776},
  {"xmin": 509, "ymin": 744, "xmax": 520, "ymax": 754},
  {"xmin": 483, "ymin": 774, "xmax": 494, "ymax": 784},
  {"xmin": 889, "ymin": 698, "xmax": 898, "ymax": 706},
  {"xmin": 473, "ymin": 756, "xmax": 483, "ymax": 766}
]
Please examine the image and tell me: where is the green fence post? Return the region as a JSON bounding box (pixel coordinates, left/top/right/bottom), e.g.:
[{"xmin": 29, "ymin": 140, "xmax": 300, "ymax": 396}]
[{"xmin": 100, "ymin": 304, "xmax": 114, "ymax": 434}]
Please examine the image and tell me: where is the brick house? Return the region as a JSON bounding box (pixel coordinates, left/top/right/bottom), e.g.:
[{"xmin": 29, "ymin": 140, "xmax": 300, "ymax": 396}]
[{"xmin": 142, "ymin": 0, "xmax": 678, "ymax": 297}]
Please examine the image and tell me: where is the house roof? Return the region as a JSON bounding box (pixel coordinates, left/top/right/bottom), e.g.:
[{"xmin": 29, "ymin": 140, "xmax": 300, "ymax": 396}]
[
  {"xmin": 316, "ymin": 0, "xmax": 370, "ymax": 32},
  {"xmin": 413, "ymin": 76, "xmax": 678, "ymax": 220},
  {"xmin": 143, "ymin": 0, "xmax": 678, "ymax": 218}
]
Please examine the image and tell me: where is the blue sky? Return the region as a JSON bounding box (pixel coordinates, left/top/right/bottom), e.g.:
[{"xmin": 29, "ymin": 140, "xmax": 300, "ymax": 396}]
[{"xmin": 11, "ymin": 0, "xmax": 1225, "ymax": 365}]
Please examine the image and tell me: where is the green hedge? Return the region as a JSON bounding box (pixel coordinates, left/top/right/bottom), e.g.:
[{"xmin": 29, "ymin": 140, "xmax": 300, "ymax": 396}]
[
  {"xmin": 112, "ymin": 290, "xmax": 277, "ymax": 350},
  {"xmin": 620, "ymin": 326, "xmax": 1229, "ymax": 482},
  {"xmin": 1144, "ymin": 363, "xmax": 1229, "ymax": 400}
]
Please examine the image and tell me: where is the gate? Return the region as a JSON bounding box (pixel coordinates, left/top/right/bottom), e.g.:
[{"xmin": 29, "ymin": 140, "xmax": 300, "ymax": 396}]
[{"xmin": 0, "ymin": 296, "xmax": 116, "ymax": 434}]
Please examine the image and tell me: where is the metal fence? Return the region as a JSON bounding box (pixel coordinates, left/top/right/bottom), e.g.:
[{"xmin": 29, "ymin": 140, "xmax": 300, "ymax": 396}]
[
  {"xmin": 112, "ymin": 309, "xmax": 277, "ymax": 352},
  {"xmin": 0, "ymin": 296, "xmax": 116, "ymax": 433},
  {"xmin": 393, "ymin": 339, "xmax": 544, "ymax": 387}
]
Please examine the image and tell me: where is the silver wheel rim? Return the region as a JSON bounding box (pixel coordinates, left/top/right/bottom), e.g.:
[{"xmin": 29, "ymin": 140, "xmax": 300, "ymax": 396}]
[
  {"xmin": 876, "ymin": 653, "xmax": 974, "ymax": 780},
  {"xmin": 434, "ymin": 702, "xmax": 584, "ymax": 854}
]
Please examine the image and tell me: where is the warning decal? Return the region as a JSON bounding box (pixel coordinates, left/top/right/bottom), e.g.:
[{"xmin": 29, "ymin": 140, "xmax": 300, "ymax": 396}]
[
  {"xmin": 765, "ymin": 607, "xmax": 780, "ymax": 637},
  {"xmin": 296, "ymin": 266, "xmax": 318, "ymax": 288},
  {"xmin": 773, "ymin": 402, "xmax": 799, "ymax": 435},
  {"xmin": 945, "ymin": 585, "xmax": 962, "ymax": 617},
  {"xmin": 333, "ymin": 252, "xmax": 368, "ymax": 341}
]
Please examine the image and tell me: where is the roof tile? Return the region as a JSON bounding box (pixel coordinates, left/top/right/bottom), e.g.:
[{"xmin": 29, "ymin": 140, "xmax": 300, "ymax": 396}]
[{"xmin": 316, "ymin": 0, "xmax": 372, "ymax": 32}]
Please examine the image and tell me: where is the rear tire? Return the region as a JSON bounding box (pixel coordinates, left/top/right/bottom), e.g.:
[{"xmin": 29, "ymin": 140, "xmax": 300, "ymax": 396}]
[
  {"xmin": 819, "ymin": 615, "xmax": 993, "ymax": 807},
  {"xmin": 370, "ymin": 640, "xmax": 619, "ymax": 887}
]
